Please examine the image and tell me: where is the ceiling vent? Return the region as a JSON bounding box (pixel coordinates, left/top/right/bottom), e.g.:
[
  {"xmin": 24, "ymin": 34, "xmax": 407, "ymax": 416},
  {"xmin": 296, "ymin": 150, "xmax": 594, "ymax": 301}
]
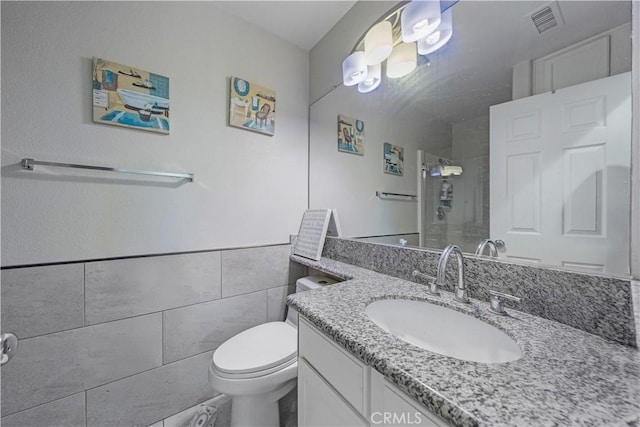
[{"xmin": 529, "ymin": 2, "xmax": 564, "ymax": 34}]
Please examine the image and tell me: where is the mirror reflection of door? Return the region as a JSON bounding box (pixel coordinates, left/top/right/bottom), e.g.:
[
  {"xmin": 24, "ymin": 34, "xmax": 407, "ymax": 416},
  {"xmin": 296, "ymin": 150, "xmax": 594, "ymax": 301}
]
[{"xmin": 490, "ymin": 73, "xmax": 631, "ymax": 275}]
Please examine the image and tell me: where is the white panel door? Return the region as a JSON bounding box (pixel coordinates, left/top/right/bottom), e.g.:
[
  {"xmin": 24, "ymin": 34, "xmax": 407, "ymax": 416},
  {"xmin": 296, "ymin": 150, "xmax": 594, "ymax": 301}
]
[{"xmin": 490, "ymin": 73, "xmax": 631, "ymax": 275}]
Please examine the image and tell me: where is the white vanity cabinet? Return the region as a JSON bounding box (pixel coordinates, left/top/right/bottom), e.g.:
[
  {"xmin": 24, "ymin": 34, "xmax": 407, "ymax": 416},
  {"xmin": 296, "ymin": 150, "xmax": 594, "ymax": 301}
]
[{"xmin": 298, "ymin": 318, "xmax": 450, "ymax": 427}]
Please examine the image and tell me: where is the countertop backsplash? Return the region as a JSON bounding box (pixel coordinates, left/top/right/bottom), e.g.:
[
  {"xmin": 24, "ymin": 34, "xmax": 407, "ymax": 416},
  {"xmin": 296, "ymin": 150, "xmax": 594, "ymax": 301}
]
[{"xmin": 320, "ymin": 237, "xmax": 638, "ymax": 347}]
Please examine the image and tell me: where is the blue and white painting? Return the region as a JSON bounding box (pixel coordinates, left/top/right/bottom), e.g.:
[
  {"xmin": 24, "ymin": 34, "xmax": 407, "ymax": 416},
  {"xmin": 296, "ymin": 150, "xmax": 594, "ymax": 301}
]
[
  {"xmin": 337, "ymin": 115, "xmax": 364, "ymax": 155},
  {"xmin": 229, "ymin": 77, "xmax": 276, "ymax": 136},
  {"xmin": 92, "ymin": 58, "xmax": 170, "ymax": 134},
  {"xmin": 383, "ymin": 142, "xmax": 403, "ymax": 176}
]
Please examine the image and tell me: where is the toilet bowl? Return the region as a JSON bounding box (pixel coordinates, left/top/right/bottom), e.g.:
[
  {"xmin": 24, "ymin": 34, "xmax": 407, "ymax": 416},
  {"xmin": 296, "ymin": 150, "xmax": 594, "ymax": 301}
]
[{"xmin": 208, "ymin": 275, "xmax": 338, "ymax": 427}]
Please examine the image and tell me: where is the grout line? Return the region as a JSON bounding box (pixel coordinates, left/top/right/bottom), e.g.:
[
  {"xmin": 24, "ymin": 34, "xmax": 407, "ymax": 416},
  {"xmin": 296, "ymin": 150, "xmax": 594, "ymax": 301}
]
[
  {"xmin": 264, "ymin": 288, "xmax": 269, "ymax": 323},
  {"xmin": 0, "ymin": 392, "xmax": 85, "ymax": 420},
  {"xmin": 18, "ymin": 284, "xmax": 291, "ymax": 341},
  {"xmin": 83, "ymin": 263, "xmax": 87, "ymax": 327},
  {"xmin": 84, "ymin": 391, "xmax": 88, "ymax": 426},
  {"xmin": 8, "ymin": 348, "xmax": 220, "ymax": 418},
  {"xmin": 1, "ymin": 241, "xmax": 291, "ymax": 270},
  {"xmin": 220, "ymin": 251, "xmax": 224, "ymax": 300},
  {"xmin": 83, "ymin": 348, "xmax": 217, "ymax": 394},
  {"xmin": 161, "ymin": 309, "xmax": 165, "ymax": 366}
]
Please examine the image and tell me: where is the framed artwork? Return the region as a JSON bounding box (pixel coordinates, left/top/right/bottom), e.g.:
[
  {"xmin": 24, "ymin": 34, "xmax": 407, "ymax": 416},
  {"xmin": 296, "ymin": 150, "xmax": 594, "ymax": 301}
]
[
  {"xmin": 229, "ymin": 77, "xmax": 276, "ymax": 136},
  {"xmin": 92, "ymin": 58, "xmax": 170, "ymax": 134},
  {"xmin": 383, "ymin": 142, "xmax": 404, "ymax": 176},
  {"xmin": 337, "ymin": 115, "xmax": 364, "ymax": 155}
]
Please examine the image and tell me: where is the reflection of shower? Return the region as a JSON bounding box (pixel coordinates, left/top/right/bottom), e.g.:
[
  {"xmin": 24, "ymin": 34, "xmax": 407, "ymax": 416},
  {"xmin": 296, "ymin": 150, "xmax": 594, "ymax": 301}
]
[
  {"xmin": 440, "ymin": 180, "xmax": 453, "ymax": 207},
  {"xmin": 417, "ymin": 151, "xmax": 465, "ymax": 247},
  {"xmin": 428, "ymin": 159, "xmax": 463, "ymax": 177},
  {"xmin": 428, "ymin": 159, "xmax": 463, "ymax": 218}
]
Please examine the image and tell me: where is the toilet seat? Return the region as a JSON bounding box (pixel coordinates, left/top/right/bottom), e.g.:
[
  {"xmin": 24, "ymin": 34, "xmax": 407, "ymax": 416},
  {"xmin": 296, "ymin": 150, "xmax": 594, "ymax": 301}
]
[{"xmin": 212, "ymin": 322, "xmax": 297, "ymax": 379}]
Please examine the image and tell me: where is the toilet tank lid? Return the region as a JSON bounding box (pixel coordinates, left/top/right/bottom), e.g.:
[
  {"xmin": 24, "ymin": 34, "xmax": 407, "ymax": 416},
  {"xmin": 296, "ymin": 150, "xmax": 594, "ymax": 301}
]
[{"xmin": 296, "ymin": 275, "xmax": 338, "ymax": 291}]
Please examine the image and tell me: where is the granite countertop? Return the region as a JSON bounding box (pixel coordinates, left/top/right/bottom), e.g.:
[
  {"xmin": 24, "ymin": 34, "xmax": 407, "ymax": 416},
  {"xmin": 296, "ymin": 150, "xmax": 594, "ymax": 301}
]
[{"xmin": 287, "ymin": 255, "xmax": 640, "ymax": 427}]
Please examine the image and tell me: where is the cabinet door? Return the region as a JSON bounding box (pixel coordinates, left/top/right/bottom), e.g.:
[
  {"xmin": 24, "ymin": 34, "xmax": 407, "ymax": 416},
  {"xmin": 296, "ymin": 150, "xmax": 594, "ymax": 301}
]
[
  {"xmin": 370, "ymin": 370, "xmax": 449, "ymax": 427},
  {"xmin": 298, "ymin": 357, "xmax": 368, "ymax": 427},
  {"xmin": 299, "ymin": 318, "xmax": 368, "ymax": 414}
]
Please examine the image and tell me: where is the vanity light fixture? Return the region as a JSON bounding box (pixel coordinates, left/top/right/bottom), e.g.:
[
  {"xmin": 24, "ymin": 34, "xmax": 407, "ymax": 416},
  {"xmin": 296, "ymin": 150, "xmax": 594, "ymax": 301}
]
[
  {"xmin": 342, "ymin": 0, "xmax": 455, "ymax": 92},
  {"xmin": 342, "ymin": 51, "xmax": 368, "ymax": 86},
  {"xmin": 401, "ymin": 0, "xmax": 442, "ymax": 43},
  {"xmin": 364, "ymin": 21, "xmax": 393, "ymax": 65},
  {"xmin": 417, "ymin": 8, "xmax": 453, "ymax": 55},
  {"xmin": 358, "ymin": 63, "xmax": 382, "ymax": 93},
  {"xmin": 386, "ymin": 42, "xmax": 418, "ymax": 78}
]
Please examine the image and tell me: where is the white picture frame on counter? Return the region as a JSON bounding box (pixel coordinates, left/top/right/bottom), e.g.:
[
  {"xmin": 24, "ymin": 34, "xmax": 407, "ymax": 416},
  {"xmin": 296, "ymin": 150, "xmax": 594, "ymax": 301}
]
[{"xmin": 293, "ymin": 209, "xmax": 341, "ymax": 261}]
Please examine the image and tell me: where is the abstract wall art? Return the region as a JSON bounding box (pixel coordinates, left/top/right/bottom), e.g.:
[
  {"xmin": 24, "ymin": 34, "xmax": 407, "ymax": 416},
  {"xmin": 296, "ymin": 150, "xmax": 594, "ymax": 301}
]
[{"xmin": 92, "ymin": 58, "xmax": 170, "ymax": 134}]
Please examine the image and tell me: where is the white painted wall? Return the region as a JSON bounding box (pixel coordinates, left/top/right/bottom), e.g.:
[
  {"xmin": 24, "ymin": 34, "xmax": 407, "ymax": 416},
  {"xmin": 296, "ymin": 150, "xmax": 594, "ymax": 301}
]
[{"xmin": 1, "ymin": 2, "xmax": 309, "ymax": 266}]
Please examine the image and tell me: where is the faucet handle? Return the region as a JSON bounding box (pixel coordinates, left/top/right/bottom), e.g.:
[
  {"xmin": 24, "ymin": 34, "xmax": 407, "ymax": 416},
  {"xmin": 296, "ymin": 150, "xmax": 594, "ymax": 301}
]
[
  {"xmin": 412, "ymin": 270, "xmax": 440, "ymax": 296},
  {"xmin": 488, "ymin": 290, "xmax": 521, "ymax": 315}
]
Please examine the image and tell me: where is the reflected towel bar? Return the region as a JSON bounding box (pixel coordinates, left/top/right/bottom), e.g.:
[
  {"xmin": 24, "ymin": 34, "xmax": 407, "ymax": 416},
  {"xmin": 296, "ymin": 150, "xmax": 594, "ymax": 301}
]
[
  {"xmin": 376, "ymin": 191, "xmax": 417, "ymax": 201},
  {"xmin": 21, "ymin": 158, "xmax": 194, "ymax": 182}
]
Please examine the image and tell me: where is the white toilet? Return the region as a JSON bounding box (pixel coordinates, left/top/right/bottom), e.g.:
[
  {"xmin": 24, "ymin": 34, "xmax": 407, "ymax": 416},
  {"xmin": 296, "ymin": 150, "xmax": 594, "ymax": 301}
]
[{"xmin": 208, "ymin": 275, "xmax": 337, "ymax": 427}]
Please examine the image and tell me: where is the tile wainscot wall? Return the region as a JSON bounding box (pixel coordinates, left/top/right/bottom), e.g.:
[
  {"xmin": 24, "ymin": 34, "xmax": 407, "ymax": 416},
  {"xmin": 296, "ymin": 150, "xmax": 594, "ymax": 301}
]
[{"xmin": 1, "ymin": 244, "xmax": 305, "ymax": 427}]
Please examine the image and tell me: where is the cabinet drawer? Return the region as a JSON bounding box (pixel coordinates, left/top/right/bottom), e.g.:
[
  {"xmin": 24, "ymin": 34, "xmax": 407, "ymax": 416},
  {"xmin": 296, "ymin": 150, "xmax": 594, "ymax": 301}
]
[
  {"xmin": 298, "ymin": 358, "xmax": 368, "ymax": 427},
  {"xmin": 299, "ymin": 318, "xmax": 369, "ymax": 415}
]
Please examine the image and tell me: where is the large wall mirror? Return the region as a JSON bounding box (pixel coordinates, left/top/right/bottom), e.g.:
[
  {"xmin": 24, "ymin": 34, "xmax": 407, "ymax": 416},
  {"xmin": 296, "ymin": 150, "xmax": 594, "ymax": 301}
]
[{"xmin": 309, "ymin": 1, "xmax": 634, "ymax": 276}]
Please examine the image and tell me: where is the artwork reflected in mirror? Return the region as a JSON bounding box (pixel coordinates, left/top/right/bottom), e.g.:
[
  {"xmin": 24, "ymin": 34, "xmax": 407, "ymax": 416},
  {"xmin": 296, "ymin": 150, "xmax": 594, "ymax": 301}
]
[
  {"xmin": 383, "ymin": 143, "xmax": 404, "ymax": 176},
  {"xmin": 309, "ymin": 1, "xmax": 633, "ymax": 276},
  {"xmin": 338, "ymin": 115, "xmax": 365, "ymax": 155}
]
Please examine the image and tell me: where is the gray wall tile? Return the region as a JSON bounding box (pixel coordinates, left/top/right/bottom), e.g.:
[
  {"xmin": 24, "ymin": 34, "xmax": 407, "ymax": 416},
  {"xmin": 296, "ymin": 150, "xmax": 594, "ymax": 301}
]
[
  {"xmin": 86, "ymin": 252, "xmax": 221, "ymax": 325},
  {"xmin": 163, "ymin": 395, "xmax": 231, "ymax": 427},
  {"xmin": 1, "ymin": 313, "xmax": 162, "ymax": 415},
  {"xmin": 221, "ymin": 245, "xmax": 305, "ymax": 297},
  {"xmin": 267, "ymin": 285, "xmax": 294, "ymax": 322},
  {"xmin": 148, "ymin": 422, "xmax": 164, "ymax": 427},
  {"xmin": 163, "ymin": 291, "xmax": 267, "ymax": 364},
  {"xmin": 1, "ymin": 264, "xmax": 84, "ymax": 339},
  {"xmin": 1, "ymin": 393, "xmax": 85, "ymax": 427},
  {"xmin": 86, "ymin": 351, "xmax": 217, "ymax": 427}
]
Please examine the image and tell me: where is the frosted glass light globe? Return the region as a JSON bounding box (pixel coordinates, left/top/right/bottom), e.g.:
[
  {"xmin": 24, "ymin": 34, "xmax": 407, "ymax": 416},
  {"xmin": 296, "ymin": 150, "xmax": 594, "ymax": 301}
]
[
  {"xmin": 386, "ymin": 43, "xmax": 417, "ymax": 79},
  {"xmin": 364, "ymin": 21, "xmax": 393, "ymax": 65}
]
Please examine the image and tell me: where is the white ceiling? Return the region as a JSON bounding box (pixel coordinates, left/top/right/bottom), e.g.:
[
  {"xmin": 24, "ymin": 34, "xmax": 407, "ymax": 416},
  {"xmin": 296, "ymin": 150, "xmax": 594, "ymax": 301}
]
[{"xmin": 212, "ymin": 1, "xmax": 357, "ymax": 50}]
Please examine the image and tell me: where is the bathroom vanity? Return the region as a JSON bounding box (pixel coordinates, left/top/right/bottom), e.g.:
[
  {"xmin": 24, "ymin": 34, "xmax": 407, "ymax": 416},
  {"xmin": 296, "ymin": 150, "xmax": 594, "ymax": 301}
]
[
  {"xmin": 288, "ymin": 254, "xmax": 640, "ymax": 426},
  {"xmin": 298, "ymin": 316, "xmax": 447, "ymax": 426}
]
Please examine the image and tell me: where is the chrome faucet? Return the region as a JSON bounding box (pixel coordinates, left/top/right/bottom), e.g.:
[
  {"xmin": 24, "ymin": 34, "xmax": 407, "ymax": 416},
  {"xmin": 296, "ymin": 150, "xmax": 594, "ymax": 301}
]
[
  {"xmin": 437, "ymin": 245, "xmax": 469, "ymax": 303},
  {"xmin": 475, "ymin": 239, "xmax": 498, "ymax": 258},
  {"xmin": 412, "ymin": 269, "xmax": 440, "ymax": 296}
]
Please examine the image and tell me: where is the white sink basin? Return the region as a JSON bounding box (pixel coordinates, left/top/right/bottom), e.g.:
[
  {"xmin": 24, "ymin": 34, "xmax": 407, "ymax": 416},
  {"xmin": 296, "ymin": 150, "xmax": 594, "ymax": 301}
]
[{"xmin": 365, "ymin": 299, "xmax": 522, "ymax": 364}]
